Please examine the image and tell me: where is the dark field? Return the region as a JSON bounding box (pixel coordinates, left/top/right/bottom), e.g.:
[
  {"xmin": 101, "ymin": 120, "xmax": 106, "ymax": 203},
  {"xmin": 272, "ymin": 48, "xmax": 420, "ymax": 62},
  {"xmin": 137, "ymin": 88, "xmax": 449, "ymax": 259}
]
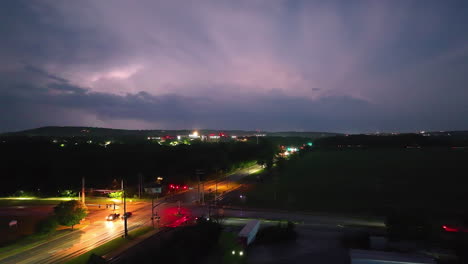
[
  {"xmin": 241, "ymin": 148, "xmax": 468, "ymax": 216},
  {"xmin": 0, "ymin": 206, "xmax": 53, "ymax": 245}
]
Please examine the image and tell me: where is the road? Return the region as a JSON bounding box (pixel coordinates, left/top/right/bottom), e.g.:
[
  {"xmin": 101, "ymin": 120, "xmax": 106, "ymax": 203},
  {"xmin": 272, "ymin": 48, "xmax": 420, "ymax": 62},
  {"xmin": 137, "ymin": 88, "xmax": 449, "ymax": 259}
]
[
  {"xmin": 0, "ymin": 165, "xmax": 385, "ymax": 263},
  {"xmin": 0, "ymin": 166, "xmax": 260, "ymax": 264},
  {"xmin": 108, "ymin": 210, "xmax": 386, "ymax": 264}
]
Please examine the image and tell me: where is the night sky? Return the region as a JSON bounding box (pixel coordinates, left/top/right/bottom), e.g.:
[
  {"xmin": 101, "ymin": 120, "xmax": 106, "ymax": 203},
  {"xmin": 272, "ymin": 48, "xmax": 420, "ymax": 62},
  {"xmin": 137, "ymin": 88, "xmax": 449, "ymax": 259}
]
[{"xmin": 1, "ymin": 1, "xmax": 467, "ymax": 133}]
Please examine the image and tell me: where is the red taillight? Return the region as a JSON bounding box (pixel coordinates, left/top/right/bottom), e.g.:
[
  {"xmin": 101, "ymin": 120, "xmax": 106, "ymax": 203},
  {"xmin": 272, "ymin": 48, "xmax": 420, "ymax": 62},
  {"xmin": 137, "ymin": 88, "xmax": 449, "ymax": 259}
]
[{"xmin": 442, "ymin": 225, "xmax": 459, "ymax": 232}]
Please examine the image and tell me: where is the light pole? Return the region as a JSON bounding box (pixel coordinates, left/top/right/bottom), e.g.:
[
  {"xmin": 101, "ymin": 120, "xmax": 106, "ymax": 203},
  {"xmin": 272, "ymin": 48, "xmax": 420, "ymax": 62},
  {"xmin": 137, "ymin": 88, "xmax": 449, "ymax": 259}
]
[
  {"xmin": 151, "ymin": 195, "xmax": 160, "ymax": 229},
  {"xmin": 215, "ymin": 179, "xmax": 218, "ymax": 207},
  {"xmin": 151, "ymin": 198, "xmax": 161, "ymax": 229},
  {"xmin": 122, "ymin": 179, "xmax": 128, "ymax": 238},
  {"xmin": 81, "ymin": 177, "xmax": 85, "ymax": 204},
  {"xmin": 121, "ymin": 179, "xmax": 124, "ymax": 207},
  {"xmin": 196, "ymin": 169, "xmax": 205, "ymax": 204},
  {"xmin": 202, "ymin": 181, "xmax": 205, "ymax": 205}
]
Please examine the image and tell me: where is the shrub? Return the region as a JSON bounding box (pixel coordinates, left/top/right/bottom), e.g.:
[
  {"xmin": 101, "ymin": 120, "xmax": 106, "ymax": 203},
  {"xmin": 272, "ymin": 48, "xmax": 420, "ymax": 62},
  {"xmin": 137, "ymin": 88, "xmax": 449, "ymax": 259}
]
[
  {"xmin": 36, "ymin": 216, "xmax": 58, "ymax": 235},
  {"xmin": 256, "ymin": 221, "xmax": 297, "ymax": 244},
  {"xmin": 342, "ymin": 231, "xmax": 370, "ymax": 249}
]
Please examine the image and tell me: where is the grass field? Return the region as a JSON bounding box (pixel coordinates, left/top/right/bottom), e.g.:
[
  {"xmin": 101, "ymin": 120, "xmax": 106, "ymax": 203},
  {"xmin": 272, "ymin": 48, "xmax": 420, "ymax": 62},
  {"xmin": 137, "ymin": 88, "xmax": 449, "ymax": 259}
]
[
  {"xmin": 0, "ymin": 197, "xmax": 77, "ymax": 207},
  {"xmin": 238, "ymin": 148, "xmax": 468, "ymax": 216},
  {"xmin": 0, "ymin": 196, "xmax": 152, "ymax": 208}
]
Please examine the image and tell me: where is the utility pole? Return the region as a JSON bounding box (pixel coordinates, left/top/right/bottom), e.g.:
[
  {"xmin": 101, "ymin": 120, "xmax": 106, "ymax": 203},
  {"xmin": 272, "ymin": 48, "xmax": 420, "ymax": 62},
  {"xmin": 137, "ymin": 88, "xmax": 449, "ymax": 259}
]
[
  {"xmin": 215, "ymin": 178, "xmax": 218, "ymax": 207},
  {"xmin": 195, "ymin": 169, "xmax": 205, "ymax": 204},
  {"xmin": 151, "ymin": 194, "xmax": 160, "ymax": 229},
  {"xmin": 81, "ymin": 177, "xmax": 85, "ymax": 204},
  {"xmin": 202, "ymin": 182, "xmax": 205, "ymax": 205},
  {"xmin": 152, "ymin": 196, "xmax": 155, "ymax": 229},
  {"xmin": 121, "ymin": 179, "xmax": 124, "ymax": 206},
  {"xmin": 123, "ymin": 179, "xmax": 128, "ymax": 238},
  {"xmin": 138, "ymin": 173, "xmax": 142, "ymax": 199},
  {"xmin": 208, "ymin": 201, "xmax": 211, "ymax": 218}
]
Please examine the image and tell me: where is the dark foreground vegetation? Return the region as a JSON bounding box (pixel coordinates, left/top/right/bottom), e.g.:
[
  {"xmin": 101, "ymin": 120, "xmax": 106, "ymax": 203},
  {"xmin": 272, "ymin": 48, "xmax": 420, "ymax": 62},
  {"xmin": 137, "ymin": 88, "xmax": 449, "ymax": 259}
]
[
  {"xmin": 237, "ymin": 134, "xmax": 468, "ymax": 263},
  {"xmin": 245, "ymin": 147, "xmax": 468, "ymax": 215},
  {"xmin": 255, "ymin": 221, "xmax": 297, "ymax": 244},
  {"xmin": 0, "ymin": 136, "xmax": 276, "ymax": 196},
  {"xmin": 109, "ymin": 222, "xmax": 223, "ymax": 264}
]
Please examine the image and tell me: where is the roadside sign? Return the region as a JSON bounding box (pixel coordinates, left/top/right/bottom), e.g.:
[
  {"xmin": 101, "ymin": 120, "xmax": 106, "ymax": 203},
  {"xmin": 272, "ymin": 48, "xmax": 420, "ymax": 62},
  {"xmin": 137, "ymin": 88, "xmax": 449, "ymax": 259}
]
[{"xmin": 145, "ymin": 187, "xmax": 162, "ymax": 194}]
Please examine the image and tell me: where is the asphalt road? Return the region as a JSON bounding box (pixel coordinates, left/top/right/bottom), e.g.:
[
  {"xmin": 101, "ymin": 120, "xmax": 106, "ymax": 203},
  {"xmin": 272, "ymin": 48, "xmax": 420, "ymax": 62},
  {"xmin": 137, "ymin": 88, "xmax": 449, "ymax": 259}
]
[
  {"xmin": 0, "ymin": 202, "xmax": 151, "ymax": 264},
  {"xmin": 0, "ymin": 165, "xmax": 385, "ymax": 263},
  {"xmin": 0, "ymin": 166, "xmax": 260, "ymax": 264}
]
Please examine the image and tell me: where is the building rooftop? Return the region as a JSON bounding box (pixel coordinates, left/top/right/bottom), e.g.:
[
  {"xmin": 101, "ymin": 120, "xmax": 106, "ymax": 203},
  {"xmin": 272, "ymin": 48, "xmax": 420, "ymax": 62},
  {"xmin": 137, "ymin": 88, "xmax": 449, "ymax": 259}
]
[{"xmin": 350, "ymin": 249, "xmax": 436, "ymax": 264}]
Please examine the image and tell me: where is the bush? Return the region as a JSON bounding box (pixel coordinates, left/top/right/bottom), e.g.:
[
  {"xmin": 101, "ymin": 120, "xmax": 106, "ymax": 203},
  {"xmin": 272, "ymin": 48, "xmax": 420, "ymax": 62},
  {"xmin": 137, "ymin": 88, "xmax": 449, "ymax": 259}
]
[
  {"xmin": 108, "ymin": 191, "xmax": 123, "ymax": 199},
  {"xmin": 256, "ymin": 221, "xmax": 297, "ymax": 244},
  {"xmin": 385, "ymin": 210, "xmax": 431, "ymax": 241},
  {"xmin": 36, "ymin": 216, "xmax": 58, "ymax": 235},
  {"xmin": 154, "ymin": 222, "xmax": 222, "ymax": 263},
  {"xmin": 60, "ymin": 190, "xmax": 77, "ymax": 197},
  {"xmin": 12, "ymin": 190, "xmax": 35, "ymax": 197},
  {"xmin": 342, "ymin": 231, "xmax": 370, "ymax": 249}
]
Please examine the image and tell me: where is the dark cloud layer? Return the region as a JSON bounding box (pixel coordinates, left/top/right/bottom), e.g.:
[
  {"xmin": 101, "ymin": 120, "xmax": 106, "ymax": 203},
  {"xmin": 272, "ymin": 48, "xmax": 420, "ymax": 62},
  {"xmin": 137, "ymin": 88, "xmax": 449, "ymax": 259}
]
[{"xmin": 1, "ymin": 1, "xmax": 468, "ymax": 133}]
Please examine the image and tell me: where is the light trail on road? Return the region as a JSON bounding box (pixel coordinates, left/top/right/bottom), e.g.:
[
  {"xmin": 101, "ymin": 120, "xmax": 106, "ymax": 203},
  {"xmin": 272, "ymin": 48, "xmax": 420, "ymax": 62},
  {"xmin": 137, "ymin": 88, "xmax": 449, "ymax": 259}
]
[{"xmin": 0, "ymin": 165, "xmax": 262, "ymax": 264}]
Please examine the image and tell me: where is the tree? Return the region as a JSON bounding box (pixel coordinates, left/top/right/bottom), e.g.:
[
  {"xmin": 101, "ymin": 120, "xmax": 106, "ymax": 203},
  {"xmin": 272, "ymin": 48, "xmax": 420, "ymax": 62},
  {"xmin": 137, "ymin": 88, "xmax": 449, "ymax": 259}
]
[
  {"xmin": 108, "ymin": 191, "xmax": 123, "ymax": 199},
  {"xmin": 60, "ymin": 189, "xmax": 76, "ymax": 197},
  {"xmin": 54, "ymin": 200, "xmax": 88, "ymax": 230}
]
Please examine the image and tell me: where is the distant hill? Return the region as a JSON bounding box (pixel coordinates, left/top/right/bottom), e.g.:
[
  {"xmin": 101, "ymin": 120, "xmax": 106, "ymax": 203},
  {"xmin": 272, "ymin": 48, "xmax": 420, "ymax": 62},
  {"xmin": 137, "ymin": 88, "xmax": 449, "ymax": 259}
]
[{"xmin": 1, "ymin": 126, "xmax": 341, "ymax": 138}]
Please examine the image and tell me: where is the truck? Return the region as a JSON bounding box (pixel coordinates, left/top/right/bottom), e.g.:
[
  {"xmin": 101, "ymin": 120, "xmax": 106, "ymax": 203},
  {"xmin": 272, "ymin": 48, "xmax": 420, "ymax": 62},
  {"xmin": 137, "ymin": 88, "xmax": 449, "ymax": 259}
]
[{"xmin": 238, "ymin": 220, "xmax": 261, "ymax": 247}]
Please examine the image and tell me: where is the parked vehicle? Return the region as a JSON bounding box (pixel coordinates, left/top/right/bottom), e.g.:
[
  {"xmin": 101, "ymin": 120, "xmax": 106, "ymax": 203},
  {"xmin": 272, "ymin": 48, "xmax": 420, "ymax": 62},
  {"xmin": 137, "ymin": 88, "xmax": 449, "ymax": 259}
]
[{"xmin": 238, "ymin": 220, "xmax": 260, "ymax": 247}]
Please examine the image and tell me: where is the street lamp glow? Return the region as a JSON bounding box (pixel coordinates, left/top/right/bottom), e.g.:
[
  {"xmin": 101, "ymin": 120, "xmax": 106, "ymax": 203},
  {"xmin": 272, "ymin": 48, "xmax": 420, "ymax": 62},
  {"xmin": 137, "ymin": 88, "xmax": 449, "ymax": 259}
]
[
  {"xmin": 239, "ymin": 251, "xmax": 244, "ymax": 256},
  {"xmin": 189, "ymin": 131, "xmax": 200, "ymax": 139},
  {"xmin": 232, "ymin": 250, "xmax": 235, "ymax": 255}
]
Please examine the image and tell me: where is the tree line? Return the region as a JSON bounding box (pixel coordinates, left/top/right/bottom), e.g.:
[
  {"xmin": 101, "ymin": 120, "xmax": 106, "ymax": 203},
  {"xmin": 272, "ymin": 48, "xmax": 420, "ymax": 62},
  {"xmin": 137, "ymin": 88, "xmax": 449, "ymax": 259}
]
[{"xmin": 0, "ymin": 136, "xmax": 276, "ymax": 196}]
